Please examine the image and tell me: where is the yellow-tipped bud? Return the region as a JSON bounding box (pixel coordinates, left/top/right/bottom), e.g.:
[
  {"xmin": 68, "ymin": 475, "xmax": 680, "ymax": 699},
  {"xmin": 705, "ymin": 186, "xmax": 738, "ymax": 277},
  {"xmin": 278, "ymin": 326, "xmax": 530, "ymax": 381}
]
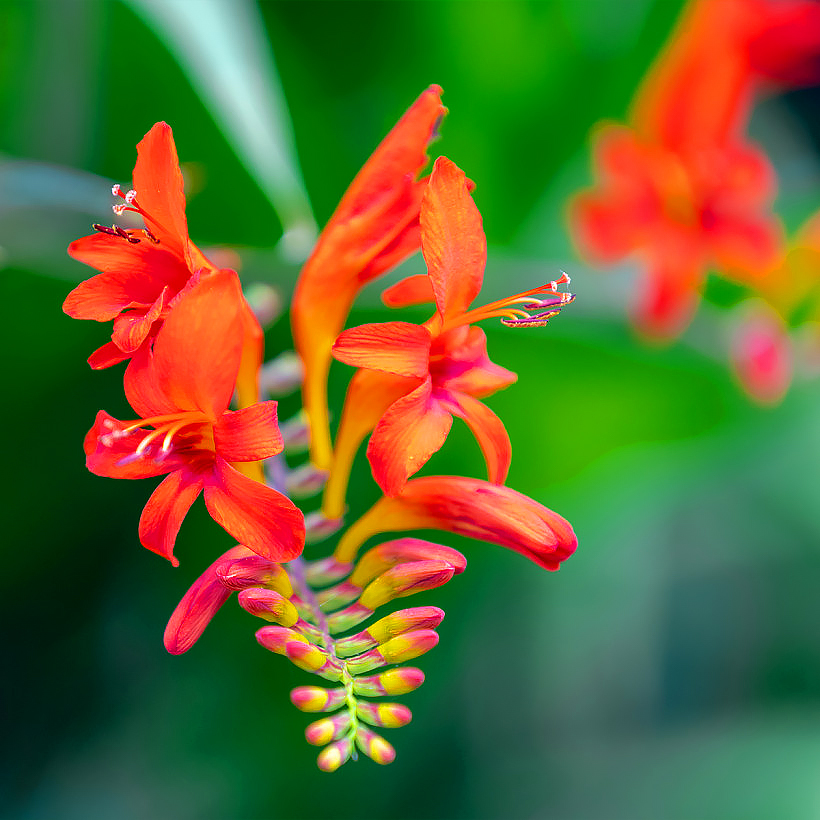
[
  {"xmin": 344, "ymin": 629, "xmax": 439, "ymax": 675},
  {"xmin": 317, "ymin": 737, "xmax": 354, "ymax": 772},
  {"xmin": 335, "ymin": 607, "xmax": 444, "ymax": 658},
  {"xmin": 217, "ymin": 558, "xmax": 293, "ymax": 597},
  {"xmin": 352, "ymin": 667, "xmax": 425, "ymax": 697},
  {"xmin": 356, "ymin": 702, "xmax": 412, "ymax": 728},
  {"xmin": 317, "ymin": 580, "xmax": 361, "ymax": 611},
  {"xmin": 350, "ymin": 539, "xmax": 467, "ymax": 587},
  {"xmin": 359, "ymin": 561, "xmax": 454, "ymax": 610},
  {"xmin": 237, "ymin": 588, "xmax": 299, "ymax": 626},
  {"xmin": 305, "ymin": 712, "xmax": 352, "ymax": 746},
  {"xmin": 355, "ymin": 726, "xmax": 396, "ymax": 765},
  {"xmin": 290, "ymin": 686, "xmax": 347, "ymax": 712}
]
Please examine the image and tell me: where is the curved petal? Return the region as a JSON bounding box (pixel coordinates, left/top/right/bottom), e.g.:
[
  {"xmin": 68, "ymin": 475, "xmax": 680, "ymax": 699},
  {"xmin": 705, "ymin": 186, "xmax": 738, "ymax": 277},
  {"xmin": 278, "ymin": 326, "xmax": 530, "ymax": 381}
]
[
  {"xmin": 132, "ymin": 122, "xmax": 190, "ymax": 260},
  {"xmin": 382, "ymin": 273, "xmax": 436, "ymax": 308},
  {"xmin": 437, "ymin": 391, "xmax": 511, "ymax": 484},
  {"xmin": 88, "ymin": 341, "xmax": 130, "ymax": 370},
  {"xmin": 126, "ymin": 270, "xmax": 244, "ymax": 418},
  {"xmin": 367, "ymin": 378, "xmax": 453, "ymax": 496},
  {"xmin": 110, "ymin": 288, "xmax": 167, "ymax": 354},
  {"xmin": 164, "ymin": 544, "xmax": 256, "ymax": 654},
  {"xmin": 203, "ymin": 458, "xmax": 305, "ymax": 562},
  {"xmin": 65, "ymin": 236, "xmax": 190, "ymax": 320},
  {"xmin": 213, "ymin": 401, "xmax": 283, "ymax": 462},
  {"xmin": 632, "ymin": 260, "xmax": 702, "ymax": 341},
  {"xmin": 707, "ymin": 212, "xmax": 783, "ymax": 280},
  {"xmin": 432, "ymin": 326, "xmax": 517, "ymax": 398},
  {"xmin": 138, "ymin": 467, "xmax": 206, "ymax": 566},
  {"xmin": 421, "ymin": 157, "xmax": 486, "ymax": 321},
  {"xmin": 236, "ymin": 297, "xmax": 265, "ymax": 408},
  {"xmin": 333, "ymin": 322, "xmax": 431, "ymax": 377},
  {"xmin": 335, "ymin": 476, "xmax": 577, "ymax": 571},
  {"xmin": 84, "ymin": 410, "xmax": 183, "ymax": 479}
]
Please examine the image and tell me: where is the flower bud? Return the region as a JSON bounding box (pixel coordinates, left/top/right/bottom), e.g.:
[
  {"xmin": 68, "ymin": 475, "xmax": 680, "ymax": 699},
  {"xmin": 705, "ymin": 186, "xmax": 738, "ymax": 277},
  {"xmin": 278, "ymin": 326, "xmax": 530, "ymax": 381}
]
[
  {"xmin": 335, "ymin": 607, "xmax": 444, "ymax": 657},
  {"xmin": 356, "ymin": 702, "xmax": 412, "ymax": 729},
  {"xmin": 304, "ymin": 557, "xmax": 354, "ymax": 586},
  {"xmin": 290, "ymin": 686, "xmax": 347, "ymax": 713},
  {"xmin": 259, "ymin": 351, "xmax": 303, "ymax": 396},
  {"xmin": 216, "ymin": 556, "xmax": 292, "ymax": 596},
  {"xmin": 350, "ymin": 538, "xmax": 467, "ymax": 587},
  {"xmin": 317, "ymin": 737, "xmax": 354, "ymax": 772},
  {"xmin": 355, "ymin": 726, "xmax": 396, "ymax": 765},
  {"xmin": 243, "ymin": 282, "xmax": 283, "ymax": 328},
  {"xmin": 304, "ymin": 511, "xmax": 344, "ymax": 544},
  {"xmin": 352, "ymin": 667, "xmax": 425, "ymax": 697},
  {"xmin": 305, "ymin": 712, "xmax": 352, "ymax": 746},
  {"xmin": 279, "ymin": 412, "xmax": 311, "ymax": 453},
  {"xmin": 237, "ymin": 588, "xmax": 299, "ymax": 626},
  {"xmin": 316, "ymin": 580, "xmax": 361, "ymax": 611},
  {"xmin": 286, "ymin": 463, "xmax": 329, "ymax": 498},
  {"xmin": 285, "ymin": 641, "xmax": 342, "ymax": 681},
  {"xmin": 326, "ymin": 602, "xmax": 372, "ymax": 634},
  {"xmin": 358, "ymin": 560, "xmax": 454, "ymax": 610},
  {"xmin": 344, "ymin": 629, "xmax": 439, "ymax": 675}
]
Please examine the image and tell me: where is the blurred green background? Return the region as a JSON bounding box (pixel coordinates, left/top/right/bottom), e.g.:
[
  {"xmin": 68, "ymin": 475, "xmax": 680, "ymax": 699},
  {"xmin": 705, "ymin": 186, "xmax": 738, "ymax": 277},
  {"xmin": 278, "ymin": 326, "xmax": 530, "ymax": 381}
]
[{"xmin": 3, "ymin": 1, "xmax": 820, "ymax": 818}]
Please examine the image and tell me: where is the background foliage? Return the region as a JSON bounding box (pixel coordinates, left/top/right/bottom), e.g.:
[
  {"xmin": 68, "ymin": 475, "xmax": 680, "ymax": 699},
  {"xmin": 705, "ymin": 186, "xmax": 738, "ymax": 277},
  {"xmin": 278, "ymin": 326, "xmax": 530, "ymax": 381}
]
[{"xmin": 3, "ymin": 1, "xmax": 820, "ymax": 818}]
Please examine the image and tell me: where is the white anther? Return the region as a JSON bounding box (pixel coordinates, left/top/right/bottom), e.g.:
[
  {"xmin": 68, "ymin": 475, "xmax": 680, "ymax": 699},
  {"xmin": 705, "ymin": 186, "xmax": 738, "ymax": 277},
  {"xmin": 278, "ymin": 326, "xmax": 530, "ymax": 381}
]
[
  {"xmin": 113, "ymin": 204, "xmax": 126, "ymax": 216},
  {"xmin": 99, "ymin": 434, "xmax": 114, "ymax": 447},
  {"xmin": 125, "ymin": 189, "xmax": 137, "ymax": 205},
  {"xmin": 111, "ymin": 183, "xmax": 122, "ymax": 197}
]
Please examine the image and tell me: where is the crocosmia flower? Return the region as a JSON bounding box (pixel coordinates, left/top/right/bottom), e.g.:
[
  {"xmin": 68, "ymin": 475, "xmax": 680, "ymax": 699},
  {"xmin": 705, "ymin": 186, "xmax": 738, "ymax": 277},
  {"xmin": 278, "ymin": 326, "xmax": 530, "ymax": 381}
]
[
  {"xmin": 291, "ymin": 85, "xmax": 447, "ymax": 470},
  {"xmin": 332, "ymin": 156, "xmax": 573, "ymax": 497},
  {"xmin": 84, "ymin": 270, "xmax": 305, "ymax": 566}
]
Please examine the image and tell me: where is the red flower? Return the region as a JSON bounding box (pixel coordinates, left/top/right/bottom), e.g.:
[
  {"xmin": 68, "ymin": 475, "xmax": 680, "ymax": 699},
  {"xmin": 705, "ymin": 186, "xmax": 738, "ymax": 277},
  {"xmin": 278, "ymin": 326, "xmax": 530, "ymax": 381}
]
[
  {"xmin": 64, "ymin": 122, "xmax": 221, "ymax": 368},
  {"xmin": 334, "ymin": 476, "xmax": 577, "ymax": 572},
  {"xmin": 291, "ymin": 85, "xmax": 447, "ymax": 470},
  {"xmin": 331, "ymin": 157, "xmax": 572, "ymax": 501},
  {"xmin": 84, "ymin": 270, "xmax": 304, "ymax": 566}
]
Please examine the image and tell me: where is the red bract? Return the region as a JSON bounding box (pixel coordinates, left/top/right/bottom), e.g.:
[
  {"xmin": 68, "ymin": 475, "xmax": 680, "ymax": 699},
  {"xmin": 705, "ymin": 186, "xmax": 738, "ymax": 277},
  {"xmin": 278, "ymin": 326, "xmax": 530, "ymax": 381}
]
[
  {"xmin": 570, "ymin": 125, "xmax": 782, "ymax": 339},
  {"xmin": 332, "ymin": 157, "xmax": 572, "ymax": 498},
  {"xmin": 334, "ymin": 476, "xmax": 578, "ymax": 572},
  {"xmin": 83, "ymin": 270, "xmax": 305, "ymax": 566},
  {"xmin": 291, "ymin": 85, "xmax": 447, "ymax": 470}
]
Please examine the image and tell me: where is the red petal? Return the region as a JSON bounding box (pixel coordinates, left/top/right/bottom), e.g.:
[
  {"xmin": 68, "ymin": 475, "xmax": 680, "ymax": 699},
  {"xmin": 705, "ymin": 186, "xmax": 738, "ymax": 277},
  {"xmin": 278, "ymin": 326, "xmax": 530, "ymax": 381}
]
[
  {"xmin": 438, "ymin": 391, "xmax": 511, "ymax": 484},
  {"xmin": 132, "ymin": 122, "xmax": 191, "ymax": 261},
  {"xmin": 332, "ymin": 322, "xmax": 431, "ymax": 377},
  {"xmin": 708, "ymin": 212, "xmax": 783, "ymax": 279},
  {"xmin": 138, "ymin": 468, "xmax": 206, "ymax": 566},
  {"xmin": 110, "ymin": 288, "xmax": 166, "ymax": 354},
  {"xmin": 432, "ymin": 326, "xmax": 517, "ymax": 398},
  {"xmin": 164, "ymin": 544, "xmax": 256, "ymax": 654},
  {"xmin": 203, "ymin": 458, "xmax": 305, "ymax": 562},
  {"xmin": 84, "ymin": 410, "xmax": 182, "ymax": 479},
  {"xmin": 632, "ymin": 261, "xmax": 701, "ymax": 341},
  {"xmin": 382, "ymin": 274, "xmax": 436, "ymax": 308},
  {"xmin": 125, "ymin": 270, "xmax": 244, "ymax": 418},
  {"xmin": 65, "ymin": 235, "xmax": 190, "ymax": 320},
  {"xmin": 367, "ymin": 378, "xmax": 453, "ymax": 496},
  {"xmin": 421, "ymin": 157, "xmax": 486, "ymax": 321},
  {"xmin": 335, "ymin": 476, "xmax": 577, "ymax": 571},
  {"xmin": 236, "ymin": 297, "xmax": 264, "ymax": 408},
  {"xmin": 88, "ymin": 341, "xmax": 130, "ymax": 370},
  {"xmin": 213, "ymin": 401, "xmax": 283, "ymax": 462}
]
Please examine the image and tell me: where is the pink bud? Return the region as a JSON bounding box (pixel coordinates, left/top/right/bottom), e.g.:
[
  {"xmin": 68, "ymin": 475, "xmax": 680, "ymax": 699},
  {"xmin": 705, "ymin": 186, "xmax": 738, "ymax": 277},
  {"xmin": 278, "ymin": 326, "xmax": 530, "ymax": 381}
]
[
  {"xmin": 350, "ymin": 538, "xmax": 467, "ymax": 587},
  {"xmin": 355, "ymin": 726, "xmax": 396, "ymax": 765},
  {"xmin": 352, "ymin": 667, "xmax": 425, "ymax": 697},
  {"xmin": 356, "ymin": 701, "xmax": 412, "ymax": 728},
  {"xmin": 216, "ymin": 556, "xmax": 292, "ymax": 596},
  {"xmin": 290, "ymin": 686, "xmax": 347, "ymax": 713},
  {"xmin": 237, "ymin": 588, "xmax": 299, "ymax": 626},
  {"xmin": 305, "ymin": 712, "xmax": 352, "ymax": 746},
  {"xmin": 358, "ymin": 560, "xmax": 455, "ymax": 610},
  {"xmin": 317, "ymin": 737, "xmax": 354, "ymax": 772}
]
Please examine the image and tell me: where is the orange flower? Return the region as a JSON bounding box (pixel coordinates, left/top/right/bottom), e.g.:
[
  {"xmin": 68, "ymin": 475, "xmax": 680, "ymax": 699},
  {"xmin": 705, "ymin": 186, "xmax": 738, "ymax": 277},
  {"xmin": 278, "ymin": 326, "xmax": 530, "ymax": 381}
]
[
  {"xmin": 330, "ymin": 157, "xmax": 572, "ymax": 505},
  {"xmin": 291, "ymin": 86, "xmax": 447, "ymax": 470},
  {"xmin": 84, "ymin": 271, "xmax": 304, "ymax": 566}
]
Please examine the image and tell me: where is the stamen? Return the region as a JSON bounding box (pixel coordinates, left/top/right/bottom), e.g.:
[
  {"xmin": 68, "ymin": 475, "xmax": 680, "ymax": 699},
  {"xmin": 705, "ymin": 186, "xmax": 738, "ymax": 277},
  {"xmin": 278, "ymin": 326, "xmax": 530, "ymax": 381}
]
[
  {"xmin": 124, "ymin": 189, "xmax": 138, "ymax": 205},
  {"xmin": 111, "ymin": 183, "xmax": 122, "ymax": 197},
  {"xmin": 112, "ymin": 204, "xmax": 127, "ymax": 216}
]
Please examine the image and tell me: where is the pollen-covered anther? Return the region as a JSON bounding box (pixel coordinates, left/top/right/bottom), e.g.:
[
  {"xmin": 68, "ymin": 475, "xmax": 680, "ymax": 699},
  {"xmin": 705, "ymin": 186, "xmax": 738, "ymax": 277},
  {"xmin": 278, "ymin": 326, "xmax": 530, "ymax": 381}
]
[
  {"xmin": 124, "ymin": 189, "xmax": 138, "ymax": 205},
  {"xmin": 111, "ymin": 183, "xmax": 122, "ymax": 197}
]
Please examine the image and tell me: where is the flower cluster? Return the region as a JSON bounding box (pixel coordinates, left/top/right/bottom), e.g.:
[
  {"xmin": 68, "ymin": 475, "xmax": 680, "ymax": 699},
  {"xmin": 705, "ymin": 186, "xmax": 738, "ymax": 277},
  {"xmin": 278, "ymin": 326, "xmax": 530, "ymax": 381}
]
[
  {"xmin": 66, "ymin": 87, "xmax": 577, "ymax": 770},
  {"xmin": 568, "ymin": 0, "xmax": 820, "ymax": 402}
]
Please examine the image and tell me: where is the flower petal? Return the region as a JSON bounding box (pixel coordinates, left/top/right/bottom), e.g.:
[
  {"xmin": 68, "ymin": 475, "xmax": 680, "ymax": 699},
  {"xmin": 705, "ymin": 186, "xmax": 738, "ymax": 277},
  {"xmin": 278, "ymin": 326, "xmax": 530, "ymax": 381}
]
[
  {"xmin": 87, "ymin": 341, "xmax": 130, "ymax": 370},
  {"xmin": 333, "ymin": 322, "xmax": 431, "ymax": 377},
  {"xmin": 335, "ymin": 476, "xmax": 577, "ymax": 571},
  {"xmin": 110, "ymin": 288, "xmax": 167, "ymax": 354},
  {"xmin": 367, "ymin": 378, "xmax": 453, "ymax": 496},
  {"xmin": 138, "ymin": 468, "xmax": 206, "ymax": 566},
  {"xmin": 164, "ymin": 544, "xmax": 256, "ymax": 654},
  {"xmin": 381, "ymin": 274, "xmax": 436, "ymax": 308},
  {"xmin": 432, "ymin": 326, "xmax": 517, "ymax": 398},
  {"xmin": 203, "ymin": 458, "xmax": 305, "ymax": 562},
  {"xmin": 124, "ymin": 269, "xmax": 244, "ymax": 418},
  {"xmin": 291, "ymin": 85, "xmax": 446, "ymax": 470},
  {"xmin": 65, "ymin": 235, "xmax": 190, "ymax": 320},
  {"xmin": 421, "ymin": 156, "xmax": 486, "ymax": 321},
  {"xmin": 213, "ymin": 401, "xmax": 283, "ymax": 462},
  {"xmin": 84, "ymin": 410, "xmax": 182, "ymax": 479},
  {"xmin": 437, "ymin": 391, "xmax": 511, "ymax": 484}
]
